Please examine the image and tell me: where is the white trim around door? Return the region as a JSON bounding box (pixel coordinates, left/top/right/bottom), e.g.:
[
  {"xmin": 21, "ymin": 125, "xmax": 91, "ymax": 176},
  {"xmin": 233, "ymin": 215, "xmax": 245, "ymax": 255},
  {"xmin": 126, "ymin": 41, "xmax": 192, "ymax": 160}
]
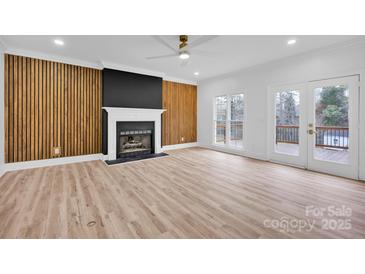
[
  {"xmin": 268, "ymin": 83, "xmax": 307, "ymax": 168},
  {"xmin": 306, "ymin": 76, "xmax": 359, "ymax": 179},
  {"xmin": 268, "ymin": 75, "xmax": 360, "ymax": 180}
]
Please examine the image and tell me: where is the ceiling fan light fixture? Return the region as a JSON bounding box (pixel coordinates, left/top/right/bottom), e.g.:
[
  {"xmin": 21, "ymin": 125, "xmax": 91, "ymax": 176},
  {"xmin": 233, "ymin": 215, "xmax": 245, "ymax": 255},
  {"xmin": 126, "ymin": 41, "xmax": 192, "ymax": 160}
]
[{"xmin": 179, "ymin": 51, "xmax": 190, "ymax": 60}]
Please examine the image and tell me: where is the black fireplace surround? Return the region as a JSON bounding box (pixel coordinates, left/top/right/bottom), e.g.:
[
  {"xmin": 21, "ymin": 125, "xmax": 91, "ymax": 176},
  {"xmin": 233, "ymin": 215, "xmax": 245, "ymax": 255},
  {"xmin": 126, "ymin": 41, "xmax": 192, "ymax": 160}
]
[{"xmin": 116, "ymin": 121, "xmax": 155, "ymax": 159}]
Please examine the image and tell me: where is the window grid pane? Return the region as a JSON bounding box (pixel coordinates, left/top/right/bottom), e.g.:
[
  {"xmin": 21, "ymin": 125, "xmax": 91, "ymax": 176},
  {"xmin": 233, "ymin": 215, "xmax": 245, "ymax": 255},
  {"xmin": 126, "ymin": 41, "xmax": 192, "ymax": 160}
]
[
  {"xmin": 275, "ymin": 90, "xmax": 300, "ymax": 156},
  {"xmin": 214, "ymin": 94, "xmax": 244, "ymax": 147},
  {"xmin": 229, "ymin": 94, "xmax": 244, "ymax": 148},
  {"xmin": 215, "ymin": 96, "xmax": 227, "ymax": 144}
]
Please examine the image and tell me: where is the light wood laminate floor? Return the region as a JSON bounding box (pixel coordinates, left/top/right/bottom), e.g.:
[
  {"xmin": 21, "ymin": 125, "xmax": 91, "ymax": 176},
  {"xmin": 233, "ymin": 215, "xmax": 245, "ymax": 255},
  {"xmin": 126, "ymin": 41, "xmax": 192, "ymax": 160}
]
[{"xmin": 1, "ymin": 147, "xmax": 365, "ymax": 238}]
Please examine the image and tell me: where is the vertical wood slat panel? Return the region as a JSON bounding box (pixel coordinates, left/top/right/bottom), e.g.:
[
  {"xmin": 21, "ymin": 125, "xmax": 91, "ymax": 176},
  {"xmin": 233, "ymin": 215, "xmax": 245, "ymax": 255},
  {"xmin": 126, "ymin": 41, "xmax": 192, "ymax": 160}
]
[
  {"xmin": 90, "ymin": 69, "xmax": 93, "ymax": 154},
  {"xmin": 64, "ymin": 64, "xmax": 67, "ymax": 156},
  {"xmin": 162, "ymin": 80, "xmax": 197, "ymax": 146},
  {"xmin": 192, "ymin": 85, "xmax": 196, "ymax": 142},
  {"xmin": 89, "ymin": 68, "xmax": 91, "ymax": 154},
  {"xmin": 18, "ymin": 56, "xmax": 22, "ymax": 162},
  {"xmin": 54, "ymin": 62, "xmax": 58, "ymax": 154},
  {"xmin": 80, "ymin": 67, "xmax": 84, "ymax": 155},
  {"xmin": 57, "ymin": 62, "xmax": 60, "ymax": 152},
  {"xmin": 4, "ymin": 54, "xmax": 102, "ymax": 163},
  {"xmin": 172, "ymin": 82, "xmax": 179, "ymax": 145},
  {"xmin": 39, "ymin": 59, "xmax": 43, "ymax": 160},
  {"xmin": 85, "ymin": 68, "xmax": 89, "ymax": 155},
  {"xmin": 30, "ymin": 58, "xmax": 35, "ymax": 160},
  {"xmin": 5, "ymin": 55, "xmax": 14, "ymax": 162},
  {"xmin": 8, "ymin": 55, "xmax": 13, "ymax": 162},
  {"xmin": 76, "ymin": 67, "xmax": 80, "ymax": 156},
  {"xmin": 68, "ymin": 64, "xmax": 72, "ymax": 156},
  {"xmin": 72, "ymin": 66, "xmax": 76, "ymax": 156},
  {"xmin": 61, "ymin": 63, "xmax": 65, "ymax": 155},
  {"xmin": 13, "ymin": 56, "xmax": 18, "ymax": 162},
  {"xmin": 65, "ymin": 64, "xmax": 70, "ymax": 157},
  {"xmin": 46, "ymin": 61, "xmax": 50, "ymax": 159},
  {"xmin": 85, "ymin": 68, "xmax": 88, "ymax": 155},
  {"xmin": 35, "ymin": 59, "xmax": 39, "ymax": 160},
  {"xmin": 26, "ymin": 58, "xmax": 31, "ymax": 161},
  {"xmin": 95, "ymin": 70, "xmax": 103, "ymax": 151},
  {"xmin": 95, "ymin": 71, "xmax": 99, "ymax": 153},
  {"xmin": 43, "ymin": 60, "xmax": 47, "ymax": 159},
  {"xmin": 178, "ymin": 82, "xmax": 183, "ymax": 144},
  {"xmin": 22, "ymin": 57, "xmax": 27, "ymax": 161},
  {"xmin": 4, "ymin": 55, "xmax": 9, "ymax": 162},
  {"xmin": 50, "ymin": 61, "xmax": 54, "ymax": 158}
]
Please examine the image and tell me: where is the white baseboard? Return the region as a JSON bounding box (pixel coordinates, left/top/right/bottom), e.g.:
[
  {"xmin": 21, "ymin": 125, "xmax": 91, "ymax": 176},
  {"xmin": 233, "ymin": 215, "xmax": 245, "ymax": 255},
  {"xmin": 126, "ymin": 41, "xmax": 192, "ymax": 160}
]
[
  {"xmin": 199, "ymin": 144, "xmax": 268, "ymax": 161},
  {"xmin": 0, "ymin": 166, "xmax": 5, "ymax": 178},
  {"xmin": 3, "ymin": 154, "xmax": 104, "ymax": 173},
  {"xmin": 162, "ymin": 142, "xmax": 198, "ymax": 151},
  {"xmin": 359, "ymin": 171, "xmax": 365, "ymax": 181},
  {"xmin": 0, "ymin": 145, "xmax": 198, "ymax": 176},
  {"xmin": 101, "ymin": 154, "xmax": 109, "ymax": 161}
]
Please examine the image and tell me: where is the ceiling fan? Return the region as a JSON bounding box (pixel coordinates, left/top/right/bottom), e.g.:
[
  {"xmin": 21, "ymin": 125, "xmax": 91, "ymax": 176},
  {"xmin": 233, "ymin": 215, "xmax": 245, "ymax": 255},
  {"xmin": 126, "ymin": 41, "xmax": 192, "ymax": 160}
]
[{"xmin": 146, "ymin": 35, "xmax": 218, "ymax": 66}]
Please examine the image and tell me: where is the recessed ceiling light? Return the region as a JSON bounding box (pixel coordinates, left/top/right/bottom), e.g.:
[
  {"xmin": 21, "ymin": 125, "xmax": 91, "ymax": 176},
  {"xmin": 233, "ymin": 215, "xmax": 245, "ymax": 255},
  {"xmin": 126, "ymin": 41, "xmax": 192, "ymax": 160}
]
[
  {"xmin": 179, "ymin": 51, "xmax": 190, "ymax": 59},
  {"xmin": 194, "ymin": 72, "xmax": 199, "ymax": 76},
  {"xmin": 54, "ymin": 39, "xmax": 64, "ymax": 46},
  {"xmin": 287, "ymin": 39, "xmax": 296, "ymax": 45}
]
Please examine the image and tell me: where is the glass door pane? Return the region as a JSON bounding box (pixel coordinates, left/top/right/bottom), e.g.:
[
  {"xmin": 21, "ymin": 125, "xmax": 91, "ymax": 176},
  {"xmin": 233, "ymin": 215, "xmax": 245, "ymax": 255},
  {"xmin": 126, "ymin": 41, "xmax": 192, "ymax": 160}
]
[
  {"xmin": 275, "ymin": 90, "xmax": 300, "ymax": 156},
  {"xmin": 313, "ymin": 85, "xmax": 349, "ymax": 164},
  {"xmin": 229, "ymin": 94, "xmax": 244, "ymax": 147},
  {"xmin": 307, "ymin": 75, "xmax": 359, "ymax": 179},
  {"xmin": 214, "ymin": 96, "xmax": 227, "ymax": 145}
]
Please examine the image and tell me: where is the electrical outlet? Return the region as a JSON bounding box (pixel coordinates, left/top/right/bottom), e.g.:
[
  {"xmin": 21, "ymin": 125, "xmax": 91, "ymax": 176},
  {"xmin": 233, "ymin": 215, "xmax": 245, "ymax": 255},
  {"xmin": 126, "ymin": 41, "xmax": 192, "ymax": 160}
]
[{"xmin": 53, "ymin": 146, "xmax": 62, "ymax": 157}]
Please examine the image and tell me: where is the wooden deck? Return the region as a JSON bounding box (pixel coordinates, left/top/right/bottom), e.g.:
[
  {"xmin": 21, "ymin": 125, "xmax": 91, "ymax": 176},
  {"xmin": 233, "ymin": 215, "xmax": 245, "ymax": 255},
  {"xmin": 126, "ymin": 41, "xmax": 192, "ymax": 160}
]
[
  {"xmin": 0, "ymin": 147, "xmax": 364, "ymax": 238},
  {"xmin": 276, "ymin": 143, "xmax": 349, "ymax": 164}
]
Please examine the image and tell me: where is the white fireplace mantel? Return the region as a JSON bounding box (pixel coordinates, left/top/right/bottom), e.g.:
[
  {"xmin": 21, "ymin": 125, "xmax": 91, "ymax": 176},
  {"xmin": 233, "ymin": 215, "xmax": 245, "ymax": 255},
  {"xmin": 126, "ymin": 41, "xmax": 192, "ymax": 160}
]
[{"xmin": 102, "ymin": 107, "xmax": 166, "ymax": 161}]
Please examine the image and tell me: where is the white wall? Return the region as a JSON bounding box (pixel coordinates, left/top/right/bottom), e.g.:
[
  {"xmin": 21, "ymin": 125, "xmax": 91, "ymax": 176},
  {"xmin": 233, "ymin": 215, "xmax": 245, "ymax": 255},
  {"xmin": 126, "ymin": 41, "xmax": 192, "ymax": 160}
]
[
  {"xmin": 0, "ymin": 42, "xmax": 5, "ymax": 176},
  {"xmin": 198, "ymin": 40, "xmax": 365, "ymax": 180}
]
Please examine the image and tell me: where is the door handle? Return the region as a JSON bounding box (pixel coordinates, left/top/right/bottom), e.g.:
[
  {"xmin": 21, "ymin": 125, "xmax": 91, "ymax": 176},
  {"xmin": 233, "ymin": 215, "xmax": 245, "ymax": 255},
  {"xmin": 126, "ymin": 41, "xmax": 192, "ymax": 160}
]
[{"xmin": 307, "ymin": 129, "xmax": 317, "ymax": 135}]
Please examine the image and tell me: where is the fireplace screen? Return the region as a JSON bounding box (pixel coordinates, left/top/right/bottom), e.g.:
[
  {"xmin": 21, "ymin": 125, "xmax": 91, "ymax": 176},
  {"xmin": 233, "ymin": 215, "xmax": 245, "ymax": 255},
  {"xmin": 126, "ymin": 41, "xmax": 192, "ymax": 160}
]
[{"xmin": 119, "ymin": 129, "xmax": 152, "ymax": 158}]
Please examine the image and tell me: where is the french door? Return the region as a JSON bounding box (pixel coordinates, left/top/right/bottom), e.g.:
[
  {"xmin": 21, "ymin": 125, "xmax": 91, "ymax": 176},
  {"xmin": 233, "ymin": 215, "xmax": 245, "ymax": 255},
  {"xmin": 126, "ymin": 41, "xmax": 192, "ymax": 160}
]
[
  {"xmin": 268, "ymin": 83, "xmax": 307, "ymax": 167},
  {"xmin": 268, "ymin": 75, "xmax": 359, "ymax": 179}
]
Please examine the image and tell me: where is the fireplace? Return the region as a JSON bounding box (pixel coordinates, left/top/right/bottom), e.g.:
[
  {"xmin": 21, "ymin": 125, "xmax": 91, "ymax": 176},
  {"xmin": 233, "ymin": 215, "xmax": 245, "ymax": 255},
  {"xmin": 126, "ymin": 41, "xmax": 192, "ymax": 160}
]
[
  {"xmin": 119, "ymin": 132, "xmax": 152, "ymax": 157},
  {"xmin": 102, "ymin": 107, "xmax": 165, "ymax": 162},
  {"xmin": 116, "ymin": 121, "xmax": 154, "ymax": 158}
]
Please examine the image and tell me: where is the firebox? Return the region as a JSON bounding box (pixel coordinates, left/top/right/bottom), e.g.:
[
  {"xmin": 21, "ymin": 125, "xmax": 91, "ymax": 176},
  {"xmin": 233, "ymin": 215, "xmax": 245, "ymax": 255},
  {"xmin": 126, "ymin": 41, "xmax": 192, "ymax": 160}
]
[{"xmin": 116, "ymin": 121, "xmax": 154, "ymax": 158}]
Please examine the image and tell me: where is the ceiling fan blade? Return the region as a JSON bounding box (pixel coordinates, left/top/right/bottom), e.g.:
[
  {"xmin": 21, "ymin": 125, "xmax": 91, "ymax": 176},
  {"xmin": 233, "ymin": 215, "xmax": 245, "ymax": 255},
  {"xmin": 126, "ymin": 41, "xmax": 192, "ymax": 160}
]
[
  {"xmin": 151, "ymin": 36, "xmax": 178, "ymax": 53},
  {"xmin": 189, "ymin": 35, "xmax": 219, "ymax": 49},
  {"xmin": 146, "ymin": 53, "xmax": 177, "ymax": 60},
  {"xmin": 192, "ymin": 49, "xmax": 220, "ymax": 57}
]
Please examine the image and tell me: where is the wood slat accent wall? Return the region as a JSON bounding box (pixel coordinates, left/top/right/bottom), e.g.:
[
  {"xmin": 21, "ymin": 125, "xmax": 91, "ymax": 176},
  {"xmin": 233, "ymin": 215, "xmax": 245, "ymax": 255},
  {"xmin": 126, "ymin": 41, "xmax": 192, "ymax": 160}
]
[
  {"xmin": 4, "ymin": 54, "xmax": 102, "ymax": 163},
  {"xmin": 162, "ymin": 81, "xmax": 197, "ymax": 146}
]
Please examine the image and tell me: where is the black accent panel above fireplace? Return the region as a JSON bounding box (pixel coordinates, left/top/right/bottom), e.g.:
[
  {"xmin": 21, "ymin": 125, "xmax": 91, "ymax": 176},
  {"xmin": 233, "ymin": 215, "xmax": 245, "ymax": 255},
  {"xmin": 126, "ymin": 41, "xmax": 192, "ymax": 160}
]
[
  {"xmin": 102, "ymin": 68, "xmax": 162, "ymax": 109},
  {"xmin": 116, "ymin": 122, "xmax": 155, "ymax": 159}
]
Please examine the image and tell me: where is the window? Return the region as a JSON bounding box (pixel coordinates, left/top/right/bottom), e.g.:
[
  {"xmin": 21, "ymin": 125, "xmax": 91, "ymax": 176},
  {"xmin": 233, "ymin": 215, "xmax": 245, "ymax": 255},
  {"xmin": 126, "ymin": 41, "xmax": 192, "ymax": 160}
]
[
  {"xmin": 214, "ymin": 96, "xmax": 227, "ymax": 145},
  {"xmin": 275, "ymin": 90, "xmax": 300, "ymax": 155},
  {"xmin": 214, "ymin": 94, "xmax": 244, "ymax": 148}
]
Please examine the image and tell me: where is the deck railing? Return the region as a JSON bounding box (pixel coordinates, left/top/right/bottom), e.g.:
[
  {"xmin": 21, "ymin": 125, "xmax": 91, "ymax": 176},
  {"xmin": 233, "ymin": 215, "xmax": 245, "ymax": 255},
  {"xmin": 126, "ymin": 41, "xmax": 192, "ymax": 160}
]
[
  {"xmin": 276, "ymin": 125, "xmax": 349, "ymax": 149},
  {"xmin": 315, "ymin": 126, "xmax": 349, "ymax": 149},
  {"xmin": 276, "ymin": 125, "xmax": 299, "ymax": 144},
  {"xmin": 215, "ymin": 121, "xmax": 243, "ymax": 142}
]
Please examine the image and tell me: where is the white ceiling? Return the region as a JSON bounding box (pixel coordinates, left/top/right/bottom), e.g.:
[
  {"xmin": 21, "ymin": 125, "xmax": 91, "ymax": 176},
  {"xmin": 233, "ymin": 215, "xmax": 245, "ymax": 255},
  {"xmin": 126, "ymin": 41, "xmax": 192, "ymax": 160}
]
[{"xmin": 0, "ymin": 35, "xmax": 362, "ymax": 82}]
